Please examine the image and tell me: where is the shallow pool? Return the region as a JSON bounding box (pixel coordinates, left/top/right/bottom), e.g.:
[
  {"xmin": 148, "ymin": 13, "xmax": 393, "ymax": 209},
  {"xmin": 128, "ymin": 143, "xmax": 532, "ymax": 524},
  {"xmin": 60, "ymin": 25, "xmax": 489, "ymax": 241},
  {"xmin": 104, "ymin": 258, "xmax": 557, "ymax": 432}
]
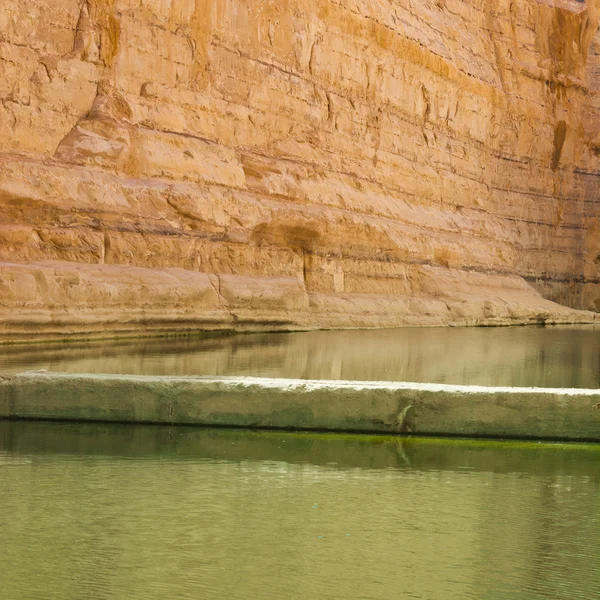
[
  {"xmin": 1, "ymin": 421, "xmax": 599, "ymax": 600},
  {"xmin": 1, "ymin": 325, "xmax": 600, "ymax": 388}
]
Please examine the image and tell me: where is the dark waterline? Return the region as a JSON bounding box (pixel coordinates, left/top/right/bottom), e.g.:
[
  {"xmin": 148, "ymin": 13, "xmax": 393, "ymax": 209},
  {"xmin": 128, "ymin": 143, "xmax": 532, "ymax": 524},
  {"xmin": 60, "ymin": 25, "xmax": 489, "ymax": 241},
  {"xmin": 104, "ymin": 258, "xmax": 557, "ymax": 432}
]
[
  {"xmin": 0, "ymin": 421, "xmax": 599, "ymax": 600},
  {"xmin": 1, "ymin": 325, "xmax": 599, "ymax": 388}
]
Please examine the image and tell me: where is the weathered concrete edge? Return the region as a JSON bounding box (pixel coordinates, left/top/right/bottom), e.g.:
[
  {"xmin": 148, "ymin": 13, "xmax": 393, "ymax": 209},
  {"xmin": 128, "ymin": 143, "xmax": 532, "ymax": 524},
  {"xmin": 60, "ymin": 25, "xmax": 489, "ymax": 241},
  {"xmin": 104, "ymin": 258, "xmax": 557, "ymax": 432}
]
[{"xmin": 1, "ymin": 373, "xmax": 600, "ymax": 441}]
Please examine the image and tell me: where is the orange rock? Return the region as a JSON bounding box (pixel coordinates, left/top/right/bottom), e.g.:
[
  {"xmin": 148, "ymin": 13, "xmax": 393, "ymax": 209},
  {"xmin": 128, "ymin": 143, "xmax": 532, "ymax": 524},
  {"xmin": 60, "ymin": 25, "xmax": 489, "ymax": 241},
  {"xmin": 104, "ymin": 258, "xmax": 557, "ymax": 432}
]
[{"xmin": 1, "ymin": 0, "xmax": 600, "ymax": 340}]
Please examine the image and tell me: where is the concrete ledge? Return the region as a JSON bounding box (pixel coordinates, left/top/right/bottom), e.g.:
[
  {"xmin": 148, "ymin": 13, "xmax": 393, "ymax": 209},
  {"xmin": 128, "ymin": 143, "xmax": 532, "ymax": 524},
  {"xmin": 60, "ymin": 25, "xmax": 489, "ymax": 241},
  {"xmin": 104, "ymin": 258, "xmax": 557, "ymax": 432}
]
[{"xmin": 1, "ymin": 372, "xmax": 600, "ymax": 440}]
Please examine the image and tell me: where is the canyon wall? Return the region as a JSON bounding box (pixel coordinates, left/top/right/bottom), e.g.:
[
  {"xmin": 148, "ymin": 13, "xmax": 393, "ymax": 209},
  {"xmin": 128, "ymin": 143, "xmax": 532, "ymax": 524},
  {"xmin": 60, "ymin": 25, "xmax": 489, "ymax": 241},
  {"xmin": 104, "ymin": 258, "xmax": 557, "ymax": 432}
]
[{"xmin": 1, "ymin": 0, "xmax": 600, "ymax": 339}]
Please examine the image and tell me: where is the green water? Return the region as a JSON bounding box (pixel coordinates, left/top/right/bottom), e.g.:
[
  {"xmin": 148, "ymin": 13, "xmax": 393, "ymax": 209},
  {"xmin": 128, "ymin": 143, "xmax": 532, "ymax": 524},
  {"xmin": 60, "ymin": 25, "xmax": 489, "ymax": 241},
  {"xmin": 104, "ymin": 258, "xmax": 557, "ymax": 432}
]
[
  {"xmin": 1, "ymin": 325, "xmax": 600, "ymax": 387},
  {"xmin": 1, "ymin": 421, "xmax": 599, "ymax": 600}
]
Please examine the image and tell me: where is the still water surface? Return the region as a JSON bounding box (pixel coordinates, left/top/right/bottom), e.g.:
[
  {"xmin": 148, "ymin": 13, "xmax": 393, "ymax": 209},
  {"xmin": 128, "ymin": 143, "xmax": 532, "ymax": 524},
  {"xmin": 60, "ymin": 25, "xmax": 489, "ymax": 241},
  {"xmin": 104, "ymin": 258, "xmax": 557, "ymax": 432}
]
[
  {"xmin": 1, "ymin": 421, "xmax": 599, "ymax": 600},
  {"xmin": 1, "ymin": 325, "xmax": 600, "ymax": 387}
]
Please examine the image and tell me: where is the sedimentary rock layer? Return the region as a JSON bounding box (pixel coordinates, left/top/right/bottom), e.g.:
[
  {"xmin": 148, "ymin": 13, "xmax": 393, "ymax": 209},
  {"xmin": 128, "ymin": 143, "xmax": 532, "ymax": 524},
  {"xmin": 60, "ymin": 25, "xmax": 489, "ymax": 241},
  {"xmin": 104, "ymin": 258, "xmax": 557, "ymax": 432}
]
[{"xmin": 1, "ymin": 0, "xmax": 600, "ymax": 337}]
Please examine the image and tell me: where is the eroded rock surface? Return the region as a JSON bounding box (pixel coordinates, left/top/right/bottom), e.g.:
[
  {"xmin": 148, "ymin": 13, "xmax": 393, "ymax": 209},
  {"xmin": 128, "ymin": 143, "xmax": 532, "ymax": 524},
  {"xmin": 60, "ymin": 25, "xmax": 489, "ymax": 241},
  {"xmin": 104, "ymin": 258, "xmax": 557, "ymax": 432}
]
[{"xmin": 1, "ymin": 0, "xmax": 600, "ymax": 339}]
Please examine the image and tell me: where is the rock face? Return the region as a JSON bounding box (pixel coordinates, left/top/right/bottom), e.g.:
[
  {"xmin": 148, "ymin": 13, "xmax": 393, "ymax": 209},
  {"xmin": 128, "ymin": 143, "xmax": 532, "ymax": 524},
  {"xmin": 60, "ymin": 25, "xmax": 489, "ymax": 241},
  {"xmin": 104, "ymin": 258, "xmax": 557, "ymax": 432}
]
[{"xmin": 1, "ymin": 0, "xmax": 600, "ymax": 339}]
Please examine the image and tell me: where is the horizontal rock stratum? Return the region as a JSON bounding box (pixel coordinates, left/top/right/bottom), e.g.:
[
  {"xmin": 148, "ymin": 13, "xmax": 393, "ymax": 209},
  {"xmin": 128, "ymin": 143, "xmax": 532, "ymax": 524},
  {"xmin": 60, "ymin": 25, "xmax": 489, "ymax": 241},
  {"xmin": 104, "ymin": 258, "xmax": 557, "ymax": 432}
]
[
  {"xmin": 2, "ymin": 0, "xmax": 600, "ymax": 338},
  {"xmin": 1, "ymin": 372, "xmax": 600, "ymax": 441}
]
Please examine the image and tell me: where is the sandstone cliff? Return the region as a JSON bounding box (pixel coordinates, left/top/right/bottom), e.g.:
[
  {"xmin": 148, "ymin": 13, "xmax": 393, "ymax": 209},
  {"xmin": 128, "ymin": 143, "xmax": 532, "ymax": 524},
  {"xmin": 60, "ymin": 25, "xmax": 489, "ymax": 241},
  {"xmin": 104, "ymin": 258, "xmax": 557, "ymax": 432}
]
[{"xmin": 1, "ymin": 0, "xmax": 600, "ymax": 339}]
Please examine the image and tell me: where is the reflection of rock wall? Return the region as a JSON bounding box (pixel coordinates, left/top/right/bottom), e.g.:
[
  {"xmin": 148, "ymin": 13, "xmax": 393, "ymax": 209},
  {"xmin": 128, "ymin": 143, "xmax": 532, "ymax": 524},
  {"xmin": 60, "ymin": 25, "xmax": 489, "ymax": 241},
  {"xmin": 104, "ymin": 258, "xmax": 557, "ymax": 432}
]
[
  {"xmin": 3, "ymin": 328, "xmax": 600, "ymax": 388},
  {"xmin": 1, "ymin": 0, "xmax": 600, "ymax": 338}
]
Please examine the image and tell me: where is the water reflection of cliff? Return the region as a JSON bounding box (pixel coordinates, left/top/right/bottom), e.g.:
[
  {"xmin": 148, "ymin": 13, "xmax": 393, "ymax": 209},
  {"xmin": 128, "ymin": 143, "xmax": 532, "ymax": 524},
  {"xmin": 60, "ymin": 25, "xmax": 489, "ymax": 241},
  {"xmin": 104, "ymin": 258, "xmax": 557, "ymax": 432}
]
[{"xmin": 1, "ymin": 327, "xmax": 599, "ymax": 388}]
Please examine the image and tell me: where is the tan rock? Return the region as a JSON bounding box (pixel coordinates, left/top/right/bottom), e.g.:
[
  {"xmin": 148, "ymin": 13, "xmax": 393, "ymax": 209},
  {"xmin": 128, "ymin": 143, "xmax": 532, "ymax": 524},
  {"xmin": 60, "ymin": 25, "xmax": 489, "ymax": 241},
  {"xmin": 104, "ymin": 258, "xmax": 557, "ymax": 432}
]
[{"xmin": 1, "ymin": 0, "xmax": 600, "ymax": 341}]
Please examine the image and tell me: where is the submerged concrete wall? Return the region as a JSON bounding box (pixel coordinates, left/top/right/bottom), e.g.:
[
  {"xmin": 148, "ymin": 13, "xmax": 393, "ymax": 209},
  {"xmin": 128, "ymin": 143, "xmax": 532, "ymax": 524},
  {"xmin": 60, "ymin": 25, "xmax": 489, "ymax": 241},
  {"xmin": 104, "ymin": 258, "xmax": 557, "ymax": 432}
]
[{"xmin": 1, "ymin": 372, "xmax": 600, "ymax": 441}]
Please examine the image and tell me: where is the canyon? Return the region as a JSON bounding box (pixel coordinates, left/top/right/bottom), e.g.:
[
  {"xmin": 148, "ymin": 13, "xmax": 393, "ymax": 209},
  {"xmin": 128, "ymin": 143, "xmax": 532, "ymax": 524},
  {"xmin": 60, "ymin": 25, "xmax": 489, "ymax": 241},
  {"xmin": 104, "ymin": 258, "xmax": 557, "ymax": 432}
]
[{"xmin": 1, "ymin": 0, "xmax": 600, "ymax": 340}]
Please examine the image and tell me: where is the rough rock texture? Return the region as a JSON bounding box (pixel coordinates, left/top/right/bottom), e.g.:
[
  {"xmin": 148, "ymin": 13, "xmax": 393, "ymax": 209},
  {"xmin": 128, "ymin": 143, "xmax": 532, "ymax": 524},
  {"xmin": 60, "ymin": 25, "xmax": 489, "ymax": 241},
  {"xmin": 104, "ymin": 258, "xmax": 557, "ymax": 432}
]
[{"xmin": 1, "ymin": 0, "xmax": 600, "ymax": 339}]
